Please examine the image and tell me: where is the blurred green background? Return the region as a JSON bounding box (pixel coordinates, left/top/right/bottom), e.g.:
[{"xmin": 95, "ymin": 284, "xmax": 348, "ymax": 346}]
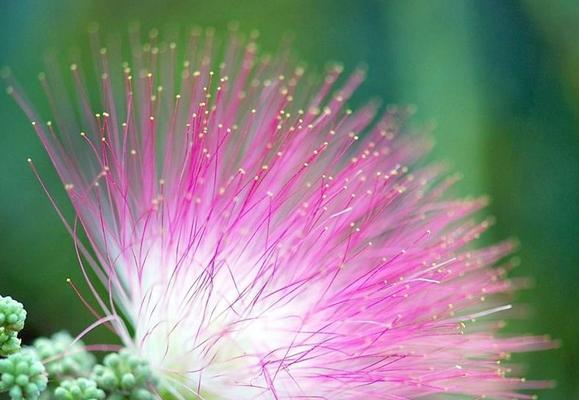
[{"xmin": 0, "ymin": 0, "xmax": 577, "ymax": 398}]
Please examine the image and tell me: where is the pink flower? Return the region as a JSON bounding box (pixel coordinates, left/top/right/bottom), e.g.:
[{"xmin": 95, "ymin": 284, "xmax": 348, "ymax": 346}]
[{"xmin": 7, "ymin": 27, "xmax": 551, "ymax": 399}]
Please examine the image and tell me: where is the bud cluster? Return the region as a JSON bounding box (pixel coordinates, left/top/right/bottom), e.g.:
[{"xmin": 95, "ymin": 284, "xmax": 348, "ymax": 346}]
[
  {"xmin": 0, "ymin": 294, "xmax": 158, "ymax": 400},
  {"xmin": 93, "ymin": 350, "xmax": 157, "ymax": 400},
  {"xmin": 32, "ymin": 331, "xmax": 95, "ymax": 379},
  {"xmin": 0, "ymin": 296, "xmax": 27, "ymax": 357},
  {"xmin": 0, "ymin": 350, "xmax": 48, "ymax": 400},
  {"xmin": 54, "ymin": 377, "xmax": 106, "ymax": 400}
]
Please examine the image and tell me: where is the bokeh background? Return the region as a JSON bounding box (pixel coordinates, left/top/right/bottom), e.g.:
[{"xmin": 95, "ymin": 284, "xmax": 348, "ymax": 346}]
[{"xmin": 0, "ymin": 0, "xmax": 577, "ymax": 398}]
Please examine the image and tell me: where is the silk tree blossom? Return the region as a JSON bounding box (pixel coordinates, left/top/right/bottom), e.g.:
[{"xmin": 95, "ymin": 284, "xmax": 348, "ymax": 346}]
[{"xmin": 5, "ymin": 27, "xmax": 551, "ymax": 399}]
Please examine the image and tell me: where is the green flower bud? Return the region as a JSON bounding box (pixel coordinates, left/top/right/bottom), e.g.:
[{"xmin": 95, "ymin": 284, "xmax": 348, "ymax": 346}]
[
  {"xmin": 0, "ymin": 350, "xmax": 47, "ymax": 400},
  {"xmin": 92, "ymin": 350, "xmax": 156, "ymax": 400},
  {"xmin": 0, "ymin": 335, "xmax": 22, "ymax": 358},
  {"xmin": 0, "ymin": 296, "xmax": 26, "ymax": 332},
  {"xmin": 0, "ymin": 296, "xmax": 27, "ymax": 357},
  {"xmin": 31, "ymin": 332, "xmax": 96, "ymax": 380},
  {"xmin": 54, "ymin": 378, "xmax": 105, "ymax": 400}
]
